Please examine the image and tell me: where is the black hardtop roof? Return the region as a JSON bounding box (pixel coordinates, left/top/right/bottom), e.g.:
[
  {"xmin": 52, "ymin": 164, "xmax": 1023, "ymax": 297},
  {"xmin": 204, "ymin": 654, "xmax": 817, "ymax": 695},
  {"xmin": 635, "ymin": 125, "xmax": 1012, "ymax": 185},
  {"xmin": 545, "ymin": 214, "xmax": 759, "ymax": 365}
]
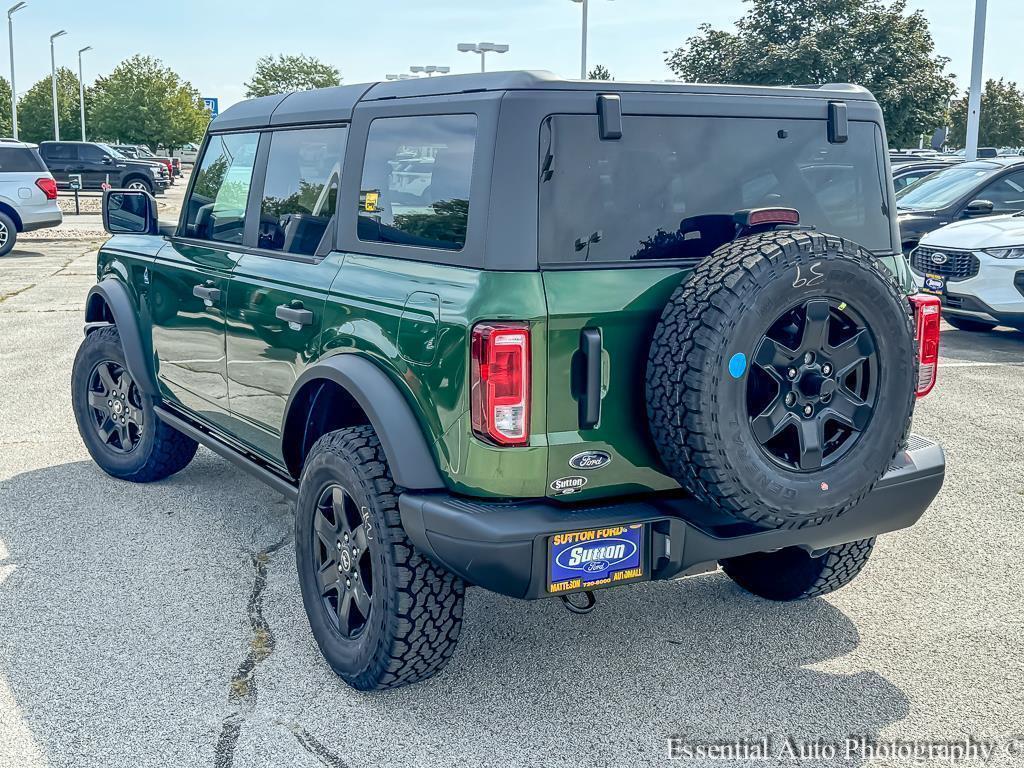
[{"xmin": 210, "ymin": 70, "xmax": 876, "ymax": 132}]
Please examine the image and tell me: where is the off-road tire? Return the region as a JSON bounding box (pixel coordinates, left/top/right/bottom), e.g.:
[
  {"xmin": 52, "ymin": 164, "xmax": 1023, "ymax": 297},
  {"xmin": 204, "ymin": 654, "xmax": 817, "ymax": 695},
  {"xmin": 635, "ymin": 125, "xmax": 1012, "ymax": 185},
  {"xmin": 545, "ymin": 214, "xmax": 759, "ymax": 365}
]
[
  {"xmin": 646, "ymin": 231, "xmax": 917, "ymax": 529},
  {"xmin": 72, "ymin": 325, "xmax": 198, "ymax": 482},
  {"xmin": 722, "ymin": 538, "xmax": 876, "ymax": 601},
  {"xmin": 944, "ymin": 315, "xmax": 997, "ymax": 333},
  {"xmin": 295, "ymin": 425, "xmax": 465, "ymax": 690}
]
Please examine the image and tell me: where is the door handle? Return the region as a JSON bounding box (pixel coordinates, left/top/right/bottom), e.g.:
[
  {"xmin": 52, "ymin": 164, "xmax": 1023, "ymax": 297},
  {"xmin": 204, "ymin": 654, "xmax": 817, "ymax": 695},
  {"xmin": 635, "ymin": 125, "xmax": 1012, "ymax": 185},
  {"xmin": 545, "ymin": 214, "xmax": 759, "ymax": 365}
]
[
  {"xmin": 193, "ymin": 283, "xmax": 221, "ymax": 304},
  {"xmin": 579, "ymin": 328, "xmax": 602, "ymax": 429},
  {"xmin": 276, "ymin": 303, "xmax": 314, "ymax": 327}
]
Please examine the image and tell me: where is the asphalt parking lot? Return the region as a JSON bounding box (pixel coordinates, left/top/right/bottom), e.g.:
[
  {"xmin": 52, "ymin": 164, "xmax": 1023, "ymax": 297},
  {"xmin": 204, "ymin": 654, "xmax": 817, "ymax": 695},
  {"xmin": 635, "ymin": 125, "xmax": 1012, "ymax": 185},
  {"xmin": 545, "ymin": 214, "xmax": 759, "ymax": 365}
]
[{"xmin": 1, "ymin": 234, "xmax": 1023, "ymax": 767}]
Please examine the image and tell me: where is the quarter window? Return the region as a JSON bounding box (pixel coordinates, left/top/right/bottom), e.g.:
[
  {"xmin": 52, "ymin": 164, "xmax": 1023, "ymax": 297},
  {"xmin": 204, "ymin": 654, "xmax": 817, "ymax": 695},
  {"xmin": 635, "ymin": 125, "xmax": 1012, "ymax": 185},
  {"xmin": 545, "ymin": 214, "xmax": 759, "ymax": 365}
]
[
  {"xmin": 182, "ymin": 132, "xmax": 260, "ymax": 245},
  {"xmin": 256, "ymin": 126, "xmax": 347, "ymax": 257},
  {"xmin": 358, "ymin": 114, "xmax": 476, "ymax": 251}
]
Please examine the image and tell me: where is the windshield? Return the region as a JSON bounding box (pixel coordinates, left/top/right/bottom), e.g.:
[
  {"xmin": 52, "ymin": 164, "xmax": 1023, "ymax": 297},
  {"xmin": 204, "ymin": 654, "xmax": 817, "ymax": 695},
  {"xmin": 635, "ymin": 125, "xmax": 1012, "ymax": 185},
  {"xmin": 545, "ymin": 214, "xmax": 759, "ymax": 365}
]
[
  {"xmin": 896, "ymin": 165, "xmax": 995, "ymax": 210},
  {"xmin": 539, "ymin": 115, "xmax": 892, "ymax": 264}
]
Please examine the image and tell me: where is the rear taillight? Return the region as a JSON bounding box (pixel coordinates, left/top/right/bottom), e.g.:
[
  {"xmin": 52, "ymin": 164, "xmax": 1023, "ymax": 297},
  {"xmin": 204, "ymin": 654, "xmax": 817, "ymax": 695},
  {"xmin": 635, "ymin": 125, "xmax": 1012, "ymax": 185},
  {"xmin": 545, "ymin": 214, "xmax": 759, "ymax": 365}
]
[
  {"xmin": 35, "ymin": 177, "xmax": 57, "ymax": 200},
  {"xmin": 471, "ymin": 322, "xmax": 530, "ymax": 446},
  {"xmin": 909, "ymin": 294, "xmax": 941, "ymax": 397}
]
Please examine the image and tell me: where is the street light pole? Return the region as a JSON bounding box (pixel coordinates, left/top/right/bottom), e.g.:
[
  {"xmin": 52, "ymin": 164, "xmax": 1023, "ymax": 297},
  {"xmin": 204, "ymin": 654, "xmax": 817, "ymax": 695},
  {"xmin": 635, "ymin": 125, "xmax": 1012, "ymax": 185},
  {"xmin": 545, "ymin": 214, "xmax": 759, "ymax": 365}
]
[
  {"xmin": 457, "ymin": 43, "xmax": 509, "ymax": 73},
  {"xmin": 410, "ymin": 66, "xmax": 450, "ymax": 78},
  {"xmin": 78, "ymin": 46, "xmax": 90, "ymax": 142},
  {"xmin": 49, "ymin": 30, "xmax": 66, "ymax": 141},
  {"xmin": 7, "ymin": 2, "xmax": 26, "ymax": 140},
  {"xmin": 965, "ymin": 0, "xmax": 988, "ymax": 161},
  {"xmin": 571, "ymin": 0, "xmax": 612, "ymax": 79}
]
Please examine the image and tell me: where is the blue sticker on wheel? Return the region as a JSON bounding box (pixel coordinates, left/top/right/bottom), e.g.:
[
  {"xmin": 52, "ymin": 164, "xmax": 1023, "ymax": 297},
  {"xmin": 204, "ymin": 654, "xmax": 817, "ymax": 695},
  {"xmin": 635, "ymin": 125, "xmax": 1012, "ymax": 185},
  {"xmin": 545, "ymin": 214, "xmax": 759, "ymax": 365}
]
[
  {"xmin": 548, "ymin": 524, "xmax": 644, "ymax": 594},
  {"xmin": 728, "ymin": 352, "xmax": 747, "ymax": 379}
]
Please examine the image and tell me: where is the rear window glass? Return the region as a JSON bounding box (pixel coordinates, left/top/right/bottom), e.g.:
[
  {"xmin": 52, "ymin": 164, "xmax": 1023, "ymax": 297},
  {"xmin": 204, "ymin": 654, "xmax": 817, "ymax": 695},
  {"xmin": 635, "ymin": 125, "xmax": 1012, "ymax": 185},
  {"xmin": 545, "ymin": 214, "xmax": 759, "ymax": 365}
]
[
  {"xmin": 0, "ymin": 146, "xmax": 46, "ymax": 172},
  {"xmin": 358, "ymin": 114, "xmax": 476, "ymax": 251},
  {"xmin": 539, "ymin": 115, "xmax": 892, "ymax": 264}
]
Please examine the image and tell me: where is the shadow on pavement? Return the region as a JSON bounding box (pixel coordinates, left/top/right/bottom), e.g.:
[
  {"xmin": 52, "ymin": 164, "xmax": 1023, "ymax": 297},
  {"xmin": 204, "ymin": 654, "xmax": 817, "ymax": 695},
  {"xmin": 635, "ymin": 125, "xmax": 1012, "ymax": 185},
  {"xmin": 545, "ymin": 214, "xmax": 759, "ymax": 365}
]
[{"xmin": 0, "ymin": 456, "xmax": 910, "ymax": 767}]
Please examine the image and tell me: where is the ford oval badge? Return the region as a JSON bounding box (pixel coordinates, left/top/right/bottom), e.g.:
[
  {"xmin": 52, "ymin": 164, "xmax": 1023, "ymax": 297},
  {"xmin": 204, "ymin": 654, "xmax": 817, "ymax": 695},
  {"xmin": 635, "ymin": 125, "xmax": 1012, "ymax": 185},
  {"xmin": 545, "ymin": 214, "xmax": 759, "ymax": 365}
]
[{"xmin": 568, "ymin": 450, "xmax": 612, "ymax": 471}]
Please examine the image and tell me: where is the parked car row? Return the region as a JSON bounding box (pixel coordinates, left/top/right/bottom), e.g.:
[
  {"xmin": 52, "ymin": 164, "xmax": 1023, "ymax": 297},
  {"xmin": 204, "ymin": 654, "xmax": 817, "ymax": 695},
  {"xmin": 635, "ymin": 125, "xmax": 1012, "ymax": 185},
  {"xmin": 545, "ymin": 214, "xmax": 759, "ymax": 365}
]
[
  {"xmin": 111, "ymin": 143, "xmax": 182, "ymax": 180},
  {"xmin": 896, "ymin": 157, "xmax": 1024, "ymax": 331}
]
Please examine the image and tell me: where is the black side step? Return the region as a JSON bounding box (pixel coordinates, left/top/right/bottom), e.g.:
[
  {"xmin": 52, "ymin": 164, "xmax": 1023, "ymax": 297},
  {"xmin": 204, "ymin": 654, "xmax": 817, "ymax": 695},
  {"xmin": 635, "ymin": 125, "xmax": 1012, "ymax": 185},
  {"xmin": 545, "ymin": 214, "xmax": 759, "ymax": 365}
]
[{"xmin": 155, "ymin": 406, "xmax": 298, "ymax": 502}]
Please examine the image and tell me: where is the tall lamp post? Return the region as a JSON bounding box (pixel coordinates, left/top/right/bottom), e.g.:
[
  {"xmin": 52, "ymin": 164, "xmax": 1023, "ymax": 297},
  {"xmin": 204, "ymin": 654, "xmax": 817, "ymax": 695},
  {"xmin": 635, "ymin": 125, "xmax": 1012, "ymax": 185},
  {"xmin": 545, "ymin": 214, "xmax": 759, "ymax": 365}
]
[
  {"xmin": 410, "ymin": 65, "xmax": 450, "ymax": 77},
  {"xmin": 457, "ymin": 42, "xmax": 508, "ymax": 73},
  {"xmin": 965, "ymin": 0, "xmax": 988, "ymax": 161},
  {"xmin": 49, "ymin": 29, "xmax": 66, "ymax": 141},
  {"xmin": 77, "ymin": 46, "xmax": 90, "ymax": 141},
  {"xmin": 569, "ymin": 0, "xmax": 613, "ymax": 80},
  {"xmin": 7, "ymin": 2, "xmax": 26, "ymax": 140}
]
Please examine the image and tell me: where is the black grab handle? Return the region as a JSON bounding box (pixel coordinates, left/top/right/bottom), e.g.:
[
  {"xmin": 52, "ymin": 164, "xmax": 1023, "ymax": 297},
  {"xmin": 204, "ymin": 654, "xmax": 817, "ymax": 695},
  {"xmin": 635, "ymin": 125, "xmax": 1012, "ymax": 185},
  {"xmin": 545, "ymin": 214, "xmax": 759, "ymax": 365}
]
[{"xmin": 579, "ymin": 328, "xmax": 602, "ymax": 429}]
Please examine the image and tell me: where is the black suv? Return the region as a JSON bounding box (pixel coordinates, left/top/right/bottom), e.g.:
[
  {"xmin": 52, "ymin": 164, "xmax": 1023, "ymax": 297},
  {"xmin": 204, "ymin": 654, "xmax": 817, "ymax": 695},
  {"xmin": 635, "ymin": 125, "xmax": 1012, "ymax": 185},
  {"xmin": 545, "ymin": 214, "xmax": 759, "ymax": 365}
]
[{"xmin": 39, "ymin": 141, "xmax": 168, "ymax": 195}]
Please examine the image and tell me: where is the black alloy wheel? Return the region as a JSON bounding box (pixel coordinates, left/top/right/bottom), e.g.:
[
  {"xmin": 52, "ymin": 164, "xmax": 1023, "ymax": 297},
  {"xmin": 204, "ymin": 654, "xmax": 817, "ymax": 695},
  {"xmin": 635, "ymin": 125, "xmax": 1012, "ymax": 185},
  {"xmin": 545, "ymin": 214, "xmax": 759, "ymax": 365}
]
[
  {"xmin": 312, "ymin": 483, "xmax": 374, "ymax": 638},
  {"xmin": 86, "ymin": 360, "xmax": 145, "ymax": 454},
  {"xmin": 747, "ymin": 298, "xmax": 878, "ymax": 472}
]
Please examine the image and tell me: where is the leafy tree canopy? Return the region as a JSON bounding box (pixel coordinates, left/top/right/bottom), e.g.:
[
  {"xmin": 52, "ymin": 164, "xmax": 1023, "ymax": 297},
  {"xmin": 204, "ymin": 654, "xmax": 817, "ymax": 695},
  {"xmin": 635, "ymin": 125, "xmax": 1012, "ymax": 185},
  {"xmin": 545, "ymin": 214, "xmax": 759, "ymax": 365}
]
[
  {"xmin": 949, "ymin": 79, "xmax": 1024, "ymax": 149},
  {"xmin": 665, "ymin": 0, "xmax": 956, "ymax": 147},
  {"xmin": 18, "ymin": 68, "xmax": 81, "ymax": 144},
  {"xmin": 0, "ymin": 77, "xmax": 11, "ymax": 137},
  {"xmin": 244, "ymin": 54, "xmax": 341, "ymax": 98},
  {"xmin": 89, "ymin": 55, "xmax": 209, "ymax": 149},
  {"xmin": 588, "ymin": 64, "xmax": 613, "ymax": 81}
]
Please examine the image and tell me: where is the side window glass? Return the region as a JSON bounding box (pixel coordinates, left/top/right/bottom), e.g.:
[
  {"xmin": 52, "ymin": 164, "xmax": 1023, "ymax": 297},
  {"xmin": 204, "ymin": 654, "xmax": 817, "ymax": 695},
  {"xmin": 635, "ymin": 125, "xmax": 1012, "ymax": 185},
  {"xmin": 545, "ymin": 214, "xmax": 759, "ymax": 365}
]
[
  {"xmin": 256, "ymin": 126, "xmax": 347, "ymax": 256},
  {"xmin": 44, "ymin": 144, "xmax": 75, "ymax": 161},
  {"xmin": 183, "ymin": 132, "xmax": 260, "ymax": 245},
  {"xmin": 80, "ymin": 144, "xmax": 107, "ymax": 162},
  {"xmin": 358, "ymin": 114, "xmax": 476, "ymax": 251},
  {"xmin": 978, "ymin": 171, "xmax": 1024, "ymax": 211}
]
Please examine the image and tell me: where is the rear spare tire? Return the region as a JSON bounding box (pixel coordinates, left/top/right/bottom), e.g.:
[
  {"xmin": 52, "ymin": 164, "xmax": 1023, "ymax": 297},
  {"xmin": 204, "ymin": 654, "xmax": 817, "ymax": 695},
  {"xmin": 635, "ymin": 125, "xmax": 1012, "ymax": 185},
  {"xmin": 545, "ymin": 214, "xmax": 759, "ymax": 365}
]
[{"xmin": 646, "ymin": 231, "xmax": 916, "ymax": 529}]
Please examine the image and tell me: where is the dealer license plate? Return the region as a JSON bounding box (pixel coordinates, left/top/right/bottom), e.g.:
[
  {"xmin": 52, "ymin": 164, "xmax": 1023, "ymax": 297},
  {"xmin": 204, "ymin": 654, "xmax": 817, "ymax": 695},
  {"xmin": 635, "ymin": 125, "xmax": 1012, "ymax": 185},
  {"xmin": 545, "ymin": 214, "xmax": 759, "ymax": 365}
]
[
  {"xmin": 922, "ymin": 273, "xmax": 946, "ymax": 296},
  {"xmin": 548, "ymin": 524, "xmax": 646, "ymax": 594}
]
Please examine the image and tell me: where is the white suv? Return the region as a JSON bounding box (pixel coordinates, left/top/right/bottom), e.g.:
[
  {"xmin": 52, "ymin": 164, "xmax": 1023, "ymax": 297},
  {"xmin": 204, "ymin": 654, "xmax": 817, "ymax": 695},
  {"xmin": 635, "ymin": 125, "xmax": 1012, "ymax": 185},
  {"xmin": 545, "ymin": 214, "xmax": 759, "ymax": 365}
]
[
  {"xmin": 911, "ymin": 212, "xmax": 1024, "ymax": 331},
  {"xmin": 0, "ymin": 140, "xmax": 62, "ymax": 255}
]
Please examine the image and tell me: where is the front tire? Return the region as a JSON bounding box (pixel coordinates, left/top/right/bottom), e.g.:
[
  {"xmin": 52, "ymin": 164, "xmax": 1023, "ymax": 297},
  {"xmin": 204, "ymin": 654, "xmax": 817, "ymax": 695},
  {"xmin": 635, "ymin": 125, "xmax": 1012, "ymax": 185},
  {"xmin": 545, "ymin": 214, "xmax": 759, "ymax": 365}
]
[
  {"xmin": 72, "ymin": 326, "xmax": 198, "ymax": 482},
  {"xmin": 945, "ymin": 314, "xmax": 997, "ymax": 333},
  {"xmin": 295, "ymin": 426, "xmax": 465, "ymax": 690},
  {"xmin": 0, "ymin": 211, "xmax": 18, "ymax": 256},
  {"xmin": 722, "ymin": 538, "xmax": 876, "ymax": 601},
  {"xmin": 124, "ymin": 177, "xmax": 153, "ymax": 194}
]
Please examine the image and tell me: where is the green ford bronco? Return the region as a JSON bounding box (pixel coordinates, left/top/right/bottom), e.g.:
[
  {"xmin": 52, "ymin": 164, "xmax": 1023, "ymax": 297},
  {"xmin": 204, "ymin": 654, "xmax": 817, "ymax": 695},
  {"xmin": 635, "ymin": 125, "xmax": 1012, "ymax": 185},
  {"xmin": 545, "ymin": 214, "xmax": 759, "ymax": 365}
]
[{"xmin": 73, "ymin": 72, "xmax": 945, "ymax": 690}]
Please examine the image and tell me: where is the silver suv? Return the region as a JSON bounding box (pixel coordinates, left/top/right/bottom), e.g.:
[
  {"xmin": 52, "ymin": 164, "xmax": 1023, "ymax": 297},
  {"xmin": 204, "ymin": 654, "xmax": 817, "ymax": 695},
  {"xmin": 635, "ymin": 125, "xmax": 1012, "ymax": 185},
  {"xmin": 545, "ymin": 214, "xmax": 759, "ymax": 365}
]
[{"xmin": 0, "ymin": 141, "xmax": 62, "ymax": 255}]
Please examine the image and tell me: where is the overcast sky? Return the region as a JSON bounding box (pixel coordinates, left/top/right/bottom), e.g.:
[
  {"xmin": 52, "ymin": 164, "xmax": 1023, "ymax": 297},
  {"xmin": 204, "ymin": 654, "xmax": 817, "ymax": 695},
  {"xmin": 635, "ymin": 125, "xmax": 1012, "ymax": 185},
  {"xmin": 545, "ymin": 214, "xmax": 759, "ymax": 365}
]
[{"xmin": 7, "ymin": 0, "xmax": 1023, "ymax": 108}]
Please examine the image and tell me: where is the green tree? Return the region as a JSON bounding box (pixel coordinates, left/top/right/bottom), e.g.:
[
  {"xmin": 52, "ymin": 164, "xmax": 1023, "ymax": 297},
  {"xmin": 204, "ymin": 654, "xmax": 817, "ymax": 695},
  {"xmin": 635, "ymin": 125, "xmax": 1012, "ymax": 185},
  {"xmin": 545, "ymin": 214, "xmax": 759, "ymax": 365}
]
[
  {"xmin": 89, "ymin": 55, "xmax": 209, "ymax": 149},
  {"xmin": 17, "ymin": 68, "xmax": 81, "ymax": 143},
  {"xmin": 665, "ymin": 0, "xmax": 956, "ymax": 148},
  {"xmin": 0, "ymin": 76, "xmax": 11, "ymax": 137},
  {"xmin": 588, "ymin": 64, "xmax": 613, "ymax": 81},
  {"xmin": 949, "ymin": 79, "xmax": 1024, "ymax": 148},
  {"xmin": 244, "ymin": 54, "xmax": 341, "ymax": 98}
]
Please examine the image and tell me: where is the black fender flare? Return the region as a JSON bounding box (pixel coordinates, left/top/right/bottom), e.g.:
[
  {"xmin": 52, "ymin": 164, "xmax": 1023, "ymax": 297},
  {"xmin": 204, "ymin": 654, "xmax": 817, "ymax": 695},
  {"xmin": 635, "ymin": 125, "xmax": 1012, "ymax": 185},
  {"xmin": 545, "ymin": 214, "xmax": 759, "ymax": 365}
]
[
  {"xmin": 84, "ymin": 279, "xmax": 159, "ymax": 397},
  {"xmin": 283, "ymin": 355, "xmax": 445, "ymax": 490}
]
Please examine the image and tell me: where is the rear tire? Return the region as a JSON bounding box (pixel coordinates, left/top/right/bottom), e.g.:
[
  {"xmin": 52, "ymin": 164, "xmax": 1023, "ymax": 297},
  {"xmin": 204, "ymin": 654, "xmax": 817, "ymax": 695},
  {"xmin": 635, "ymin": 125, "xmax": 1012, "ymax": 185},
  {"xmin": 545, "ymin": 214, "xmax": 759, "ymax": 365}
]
[
  {"xmin": 0, "ymin": 211, "xmax": 18, "ymax": 256},
  {"xmin": 722, "ymin": 538, "xmax": 876, "ymax": 601},
  {"xmin": 295, "ymin": 425, "xmax": 465, "ymax": 690},
  {"xmin": 72, "ymin": 326, "xmax": 198, "ymax": 482},
  {"xmin": 944, "ymin": 315, "xmax": 997, "ymax": 333}
]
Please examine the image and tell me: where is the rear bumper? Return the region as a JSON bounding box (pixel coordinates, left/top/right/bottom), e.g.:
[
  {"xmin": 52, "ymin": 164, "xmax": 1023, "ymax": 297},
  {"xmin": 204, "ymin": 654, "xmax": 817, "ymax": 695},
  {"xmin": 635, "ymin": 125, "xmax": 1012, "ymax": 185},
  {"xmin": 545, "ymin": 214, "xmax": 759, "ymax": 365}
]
[
  {"xmin": 399, "ymin": 434, "xmax": 945, "ymax": 600},
  {"xmin": 19, "ymin": 204, "xmax": 63, "ymax": 232}
]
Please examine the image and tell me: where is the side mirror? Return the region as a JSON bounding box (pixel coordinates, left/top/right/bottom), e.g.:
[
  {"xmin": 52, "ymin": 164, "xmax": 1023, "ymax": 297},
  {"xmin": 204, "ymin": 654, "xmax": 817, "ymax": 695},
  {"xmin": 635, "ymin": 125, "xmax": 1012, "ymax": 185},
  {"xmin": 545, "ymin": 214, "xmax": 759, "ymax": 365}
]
[
  {"xmin": 963, "ymin": 199, "xmax": 995, "ymax": 218},
  {"xmin": 101, "ymin": 155, "xmax": 113, "ymax": 165},
  {"xmin": 103, "ymin": 189, "xmax": 158, "ymax": 235}
]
